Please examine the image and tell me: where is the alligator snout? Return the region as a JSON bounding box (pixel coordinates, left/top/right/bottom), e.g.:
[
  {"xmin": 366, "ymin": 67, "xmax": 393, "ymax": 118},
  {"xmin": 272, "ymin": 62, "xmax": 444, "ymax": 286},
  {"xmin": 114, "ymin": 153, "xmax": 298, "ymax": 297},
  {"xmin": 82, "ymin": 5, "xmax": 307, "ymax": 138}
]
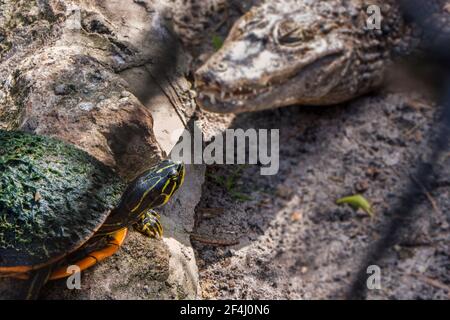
[{"xmin": 195, "ymin": 61, "xmax": 228, "ymax": 90}]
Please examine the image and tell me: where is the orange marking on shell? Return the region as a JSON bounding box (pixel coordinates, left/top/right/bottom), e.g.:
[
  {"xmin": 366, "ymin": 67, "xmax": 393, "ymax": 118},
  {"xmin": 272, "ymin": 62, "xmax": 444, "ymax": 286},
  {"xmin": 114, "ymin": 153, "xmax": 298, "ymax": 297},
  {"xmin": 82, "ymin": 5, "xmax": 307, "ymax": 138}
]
[
  {"xmin": 0, "ymin": 265, "xmax": 33, "ymax": 273},
  {"xmin": 49, "ymin": 228, "xmax": 128, "ymax": 280}
]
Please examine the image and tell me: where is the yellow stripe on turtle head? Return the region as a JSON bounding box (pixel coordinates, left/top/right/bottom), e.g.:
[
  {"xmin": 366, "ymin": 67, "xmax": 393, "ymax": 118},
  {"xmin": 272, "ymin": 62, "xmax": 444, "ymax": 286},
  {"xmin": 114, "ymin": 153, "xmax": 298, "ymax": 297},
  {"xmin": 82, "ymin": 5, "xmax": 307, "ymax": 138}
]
[
  {"xmin": 156, "ymin": 163, "xmax": 178, "ymax": 174},
  {"xmin": 161, "ymin": 178, "xmax": 172, "ymax": 194},
  {"xmin": 162, "ymin": 181, "xmax": 177, "ymax": 206},
  {"xmin": 131, "ymin": 176, "xmax": 162, "ymax": 213}
]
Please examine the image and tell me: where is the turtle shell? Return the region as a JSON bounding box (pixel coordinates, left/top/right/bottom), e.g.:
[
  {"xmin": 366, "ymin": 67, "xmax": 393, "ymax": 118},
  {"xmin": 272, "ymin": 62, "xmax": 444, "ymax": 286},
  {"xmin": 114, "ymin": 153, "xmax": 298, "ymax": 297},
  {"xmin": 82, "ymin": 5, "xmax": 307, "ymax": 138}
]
[{"xmin": 0, "ymin": 130, "xmax": 125, "ymax": 270}]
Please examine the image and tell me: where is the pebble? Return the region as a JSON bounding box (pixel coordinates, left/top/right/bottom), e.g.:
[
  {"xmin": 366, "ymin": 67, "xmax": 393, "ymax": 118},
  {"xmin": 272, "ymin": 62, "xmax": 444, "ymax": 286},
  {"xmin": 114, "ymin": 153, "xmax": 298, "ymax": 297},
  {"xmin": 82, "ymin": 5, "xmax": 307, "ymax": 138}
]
[
  {"xmin": 78, "ymin": 102, "xmax": 95, "ymax": 111},
  {"xmin": 383, "ymin": 151, "xmax": 401, "ymax": 166},
  {"xmin": 54, "ymin": 84, "xmax": 69, "ymax": 95},
  {"xmin": 291, "ymin": 211, "xmax": 303, "ymax": 222},
  {"xmin": 275, "ymin": 185, "xmax": 293, "ymax": 199},
  {"xmin": 112, "ymin": 55, "xmax": 125, "ymax": 65},
  {"xmin": 189, "ymin": 89, "xmax": 197, "ymax": 99},
  {"xmin": 354, "ymin": 180, "xmax": 369, "ymax": 192},
  {"xmin": 120, "ymin": 90, "xmax": 131, "ymax": 98}
]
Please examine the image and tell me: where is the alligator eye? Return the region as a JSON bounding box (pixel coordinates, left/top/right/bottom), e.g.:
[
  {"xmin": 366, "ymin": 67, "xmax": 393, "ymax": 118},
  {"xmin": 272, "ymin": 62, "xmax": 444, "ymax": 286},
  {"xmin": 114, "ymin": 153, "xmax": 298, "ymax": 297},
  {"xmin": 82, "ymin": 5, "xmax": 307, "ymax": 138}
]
[
  {"xmin": 274, "ymin": 19, "xmax": 313, "ymax": 46},
  {"xmin": 245, "ymin": 18, "xmax": 268, "ymax": 30}
]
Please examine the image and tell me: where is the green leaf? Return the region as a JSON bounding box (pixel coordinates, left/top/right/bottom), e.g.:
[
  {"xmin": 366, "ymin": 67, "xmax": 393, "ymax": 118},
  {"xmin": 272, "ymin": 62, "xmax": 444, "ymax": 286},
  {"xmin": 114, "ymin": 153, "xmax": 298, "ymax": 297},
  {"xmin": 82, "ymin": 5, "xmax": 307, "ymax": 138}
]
[
  {"xmin": 231, "ymin": 191, "xmax": 253, "ymax": 202},
  {"xmin": 212, "ymin": 35, "xmax": 223, "ymax": 51},
  {"xmin": 336, "ymin": 194, "xmax": 374, "ymax": 217}
]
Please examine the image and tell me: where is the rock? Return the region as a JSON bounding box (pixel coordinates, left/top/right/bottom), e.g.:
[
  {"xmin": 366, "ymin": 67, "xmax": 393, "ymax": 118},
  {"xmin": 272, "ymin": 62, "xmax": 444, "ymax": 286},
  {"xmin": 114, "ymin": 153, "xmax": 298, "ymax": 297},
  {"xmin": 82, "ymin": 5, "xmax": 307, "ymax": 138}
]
[
  {"xmin": 54, "ymin": 84, "xmax": 71, "ymax": 95},
  {"xmin": 383, "ymin": 151, "xmax": 402, "ymax": 167},
  {"xmin": 0, "ymin": 0, "xmax": 203, "ymax": 300},
  {"xmin": 354, "ymin": 180, "xmax": 370, "ymax": 193},
  {"xmin": 275, "ymin": 184, "xmax": 294, "ymax": 199},
  {"xmin": 78, "ymin": 102, "xmax": 95, "ymax": 111}
]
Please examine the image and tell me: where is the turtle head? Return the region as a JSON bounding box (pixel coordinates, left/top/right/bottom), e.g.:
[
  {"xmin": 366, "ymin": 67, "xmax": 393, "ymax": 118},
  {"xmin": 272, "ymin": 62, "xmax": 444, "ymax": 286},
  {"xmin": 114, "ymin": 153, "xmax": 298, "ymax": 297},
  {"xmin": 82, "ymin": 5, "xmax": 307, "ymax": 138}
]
[
  {"xmin": 142, "ymin": 159, "xmax": 185, "ymax": 209},
  {"xmin": 118, "ymin": 160, "xmax": 185, "ymax": 217}
]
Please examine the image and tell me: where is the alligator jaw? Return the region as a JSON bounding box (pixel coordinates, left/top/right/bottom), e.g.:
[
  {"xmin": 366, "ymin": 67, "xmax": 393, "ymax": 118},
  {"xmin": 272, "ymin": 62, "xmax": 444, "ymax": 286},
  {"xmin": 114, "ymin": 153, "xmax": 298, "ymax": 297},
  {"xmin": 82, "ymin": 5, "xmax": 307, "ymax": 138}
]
[
  {"xmin": 196, "ymin": 84, "xmax": 273, "ymax": 113},
  {"xmin": 194, "ymin": 0, "xmax": 405, "ymax": 114},
  {"xmin": 195, "ymin": 80, "xmax": 301, "ymax": 114},
  {"xmin": 195, "ymin": 50, "xmax": 347, "ymax": 114}
]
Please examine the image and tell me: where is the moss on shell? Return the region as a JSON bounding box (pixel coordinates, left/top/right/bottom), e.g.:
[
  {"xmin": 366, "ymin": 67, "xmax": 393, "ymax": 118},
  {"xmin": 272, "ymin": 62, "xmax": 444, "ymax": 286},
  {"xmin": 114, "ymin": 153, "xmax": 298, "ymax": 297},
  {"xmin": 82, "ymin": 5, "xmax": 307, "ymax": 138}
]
[{"xmin": 0, "ymin": 130, "xmax": 125, "ymax": 267}]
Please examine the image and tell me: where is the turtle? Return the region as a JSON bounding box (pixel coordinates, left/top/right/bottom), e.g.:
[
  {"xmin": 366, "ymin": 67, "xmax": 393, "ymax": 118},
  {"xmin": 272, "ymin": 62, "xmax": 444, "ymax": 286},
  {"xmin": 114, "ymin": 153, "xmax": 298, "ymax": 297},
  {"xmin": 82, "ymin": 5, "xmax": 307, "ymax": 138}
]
[{"xmin": 0, "ymin": 130, "xmax": 185, "ymax": 299}]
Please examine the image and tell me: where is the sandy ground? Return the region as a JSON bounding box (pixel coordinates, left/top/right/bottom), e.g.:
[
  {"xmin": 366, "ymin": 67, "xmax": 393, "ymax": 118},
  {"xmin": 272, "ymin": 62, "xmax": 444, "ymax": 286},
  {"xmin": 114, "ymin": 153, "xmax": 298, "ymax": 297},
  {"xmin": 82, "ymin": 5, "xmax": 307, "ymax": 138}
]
[
  {"xmin": 192, "ymin": 91, "xmax": 449, "ymax": 300},
  {"xmin": 172, "ymin": 0, "xmax": 450, "ymax": 300}
]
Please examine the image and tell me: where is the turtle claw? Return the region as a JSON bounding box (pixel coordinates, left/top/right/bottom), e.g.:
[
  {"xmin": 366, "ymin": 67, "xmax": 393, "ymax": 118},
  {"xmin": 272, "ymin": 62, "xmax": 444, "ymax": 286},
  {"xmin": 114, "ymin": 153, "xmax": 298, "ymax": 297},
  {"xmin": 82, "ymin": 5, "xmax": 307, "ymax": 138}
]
[{"xmin": 134, "ymin": 209, "xmax": 163, "ymax": 239}]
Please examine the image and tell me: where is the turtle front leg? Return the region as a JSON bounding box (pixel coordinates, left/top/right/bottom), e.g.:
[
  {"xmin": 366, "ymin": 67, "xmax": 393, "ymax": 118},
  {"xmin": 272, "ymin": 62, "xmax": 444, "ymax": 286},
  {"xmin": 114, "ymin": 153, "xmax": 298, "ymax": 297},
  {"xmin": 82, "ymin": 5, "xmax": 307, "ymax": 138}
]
[{"xmin": 133, "ymin": 209, "xmax": 163, "ymax": 238}]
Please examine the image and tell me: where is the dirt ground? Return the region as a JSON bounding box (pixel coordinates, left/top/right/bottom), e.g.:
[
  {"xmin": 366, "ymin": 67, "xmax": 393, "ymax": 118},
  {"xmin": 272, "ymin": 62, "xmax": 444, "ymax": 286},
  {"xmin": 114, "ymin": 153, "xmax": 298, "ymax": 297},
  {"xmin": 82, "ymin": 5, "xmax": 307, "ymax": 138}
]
[
  {"xmin": 192, "ymin": 90, "xmax": 449, "ymax": 300},
  {"xmin": 174, "ymin": 0, "xmax": 450, "ymax": 300}
]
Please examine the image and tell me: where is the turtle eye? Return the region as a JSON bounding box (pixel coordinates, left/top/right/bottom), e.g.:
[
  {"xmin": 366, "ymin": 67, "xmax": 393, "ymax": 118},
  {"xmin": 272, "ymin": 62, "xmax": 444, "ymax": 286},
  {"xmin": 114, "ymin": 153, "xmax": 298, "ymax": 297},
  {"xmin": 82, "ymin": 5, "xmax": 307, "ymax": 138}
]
[{"xmin": 274, "ymin": 19, "xmax": 314, "ymax": 46}]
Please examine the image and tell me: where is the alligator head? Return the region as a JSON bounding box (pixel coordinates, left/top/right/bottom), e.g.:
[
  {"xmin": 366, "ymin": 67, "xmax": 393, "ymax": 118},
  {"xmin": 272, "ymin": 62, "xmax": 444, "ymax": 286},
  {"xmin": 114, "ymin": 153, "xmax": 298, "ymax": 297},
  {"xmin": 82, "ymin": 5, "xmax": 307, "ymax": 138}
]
[{"xmin": 195, "ymin": 0, "xmax": 395, "ymax": 113}]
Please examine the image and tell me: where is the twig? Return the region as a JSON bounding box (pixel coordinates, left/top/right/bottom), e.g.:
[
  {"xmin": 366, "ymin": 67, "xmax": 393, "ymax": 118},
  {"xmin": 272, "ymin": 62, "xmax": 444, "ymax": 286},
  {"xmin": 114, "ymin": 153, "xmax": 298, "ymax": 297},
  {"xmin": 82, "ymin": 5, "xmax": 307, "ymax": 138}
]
[
  {"xmin": 190, "ymin": 233, "xmax": 239, "ymax": 246},
  {"xmin": 410, "ymin": 273, "xmax": 450, "ymax": 298},
  {"xmin": 404, "ymin": 121, "xmax": 425, "ymax": 138},
  {"xmin": 212, "ymin": 8, "xmax": 230, "ymax": 33},
  {"xmin": 410, "ymin": 175, "xmax": 444, "ymax": 218},
  {"xmin": 197, "ymin": 207, "xmax": 225, "ymax": 218}
]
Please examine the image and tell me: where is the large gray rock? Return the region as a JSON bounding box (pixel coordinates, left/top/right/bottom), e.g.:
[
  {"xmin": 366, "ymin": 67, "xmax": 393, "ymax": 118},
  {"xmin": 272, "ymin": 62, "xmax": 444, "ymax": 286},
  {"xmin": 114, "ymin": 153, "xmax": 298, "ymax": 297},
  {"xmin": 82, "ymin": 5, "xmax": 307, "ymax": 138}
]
[{"xmin": 0, "ymin": 0, "xmax": 203, "ymax": 299}]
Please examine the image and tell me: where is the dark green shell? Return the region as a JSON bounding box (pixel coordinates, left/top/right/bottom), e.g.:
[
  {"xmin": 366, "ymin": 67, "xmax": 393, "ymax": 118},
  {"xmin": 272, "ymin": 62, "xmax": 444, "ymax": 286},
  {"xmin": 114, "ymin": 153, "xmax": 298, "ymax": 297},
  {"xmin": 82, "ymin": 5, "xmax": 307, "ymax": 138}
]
[{"xmin": 0, "ymin": 130, "xmax": 125, "ymax": 268}]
